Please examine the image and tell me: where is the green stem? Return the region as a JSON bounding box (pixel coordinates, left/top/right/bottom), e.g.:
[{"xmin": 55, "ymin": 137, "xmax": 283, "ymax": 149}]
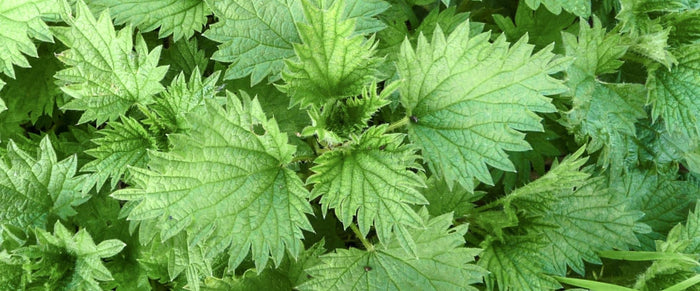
[
  {"xmin": 350, "ymin": 224, "xmax": 374, "ymax": 251},
  {"xmin": 386, "ymin": 116, "xmax": 410, "ymax": 132},
  {"xmin": 291, "ymin": 155, "xmax": 316, "ymax": 163},
  {"xmin": 397, "ymin": 0, "xmax": 419, "ymax": 28},
  {"xmin": 474, "ymin": 198, "xmax": 505, "ymax": 213}
]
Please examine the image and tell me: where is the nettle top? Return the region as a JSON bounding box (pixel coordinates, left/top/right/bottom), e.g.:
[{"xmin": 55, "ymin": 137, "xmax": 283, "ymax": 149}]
[{"xmin": 0, "ymin": 0, "xmax": 699, "ymax": 290}]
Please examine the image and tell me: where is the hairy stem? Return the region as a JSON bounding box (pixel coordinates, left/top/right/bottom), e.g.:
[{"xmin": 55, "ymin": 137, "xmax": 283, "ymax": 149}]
[
  {"xmin": 386, "ymin": 116, "xmax": 410, "ymax": 132},
  {"xmin": 291, "ymin": 155, "xmax": 316, "ymax": 163},
  {"xmin": 350, "ymin": 224, "xmax": 374, "ymax": 251},
  {"xmin": 474, "ymin": 198, "xmax": 505, "ymax": 213}
]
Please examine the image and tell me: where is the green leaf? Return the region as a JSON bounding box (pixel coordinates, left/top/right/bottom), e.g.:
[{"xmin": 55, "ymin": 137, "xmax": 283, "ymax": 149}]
[
  {"xmin": 617, "ymin": 0, "xmax": 688, "ymax": 32},
  {"xmin": 301, "ymin": 81, "xmax": 393, "ymax": 144},
  {"xmin": 563, "ymin": 83, "xmax": 646, "ymax": 173},
  {"xmin": 481, "ymin": 149, "xmax": 644, "ymax": 288},
  {"xmin": 0, "ymin": 137, "xmax": 88, "ymax": 230},
  {"xmin": 561, "ymin": 19, "xmax": 647, "ymax": 173},
  {"xmin": 19, "ymin": 221, "xmax": 126, "ymax": 290},
  {"xmin": 648, "ymin": 45, "xmax": 700, "ymax": 140},
  {"xmin": 679, "ymin": 201, "xmax": 700, "ymax": 254},
  {"xmin": 202, "ymin": 240, "xmax": 325, "ymax": 290},
  {"xmin": 308, "ymin": 125, "xmax": 427, "ymax": 252},
  {"xmin": 52, "ymin": 0, "xmax": 168, "ymax": 124},
  {"xmin": 203, "ymin": 0, "xmax": 305, "ymax": 85},
  {"xmin": 627, "ymin": 25, "xmax": 678, "ymax": 69},
  {"xmin": 159, "ymin": 37, "xmax": 210, "ymax": 82},
  {"xmin": 629, "ymin": 202, "xmax": 700, "ymax": 290},
  {"xmin": 204, "ymin": 0, "xmax": 388, "ymax": 86},
  {"xmin": 479, "ymin": 236, "xmax": 561, "ymax": 291},
  {"xmin": 0, "ymin": 0, "xmax": 61, "ymax": 78},
  {"xmin": 281, "ymin": 0, "xmax": 382, "ymax": 108},
  {"xmin": 0, "ymin": 255, "xmax": 22, "ymax": 290},
  {"xmin": 203, "ymin": 268, "xmax": 292, "ymax": 291},
  {"xmin": 148, "ymin": 69, "xmax": 221, "ymax": 134},
  {"xmin": 87, "ymin": 0, "xmax": 209, "ymax": 41},
  {"xmin": 397, "ymin": 22, "xmax": 569, "ymax": 189},
  {"xmin": 524, "ymin": 0, "xmax": 591, "ymax": 17},
  {"xmin": 503, "ymin": 147, "xmax": 590, "ymax": 215},
  {"xmin": 82, "ymin": 116, "xmax": 157, "ymax": 191},
  {"xmin": 112, "ymin": 92, "xmax": 313, "ymax": 271},
  {"xmin": 562, "ymin": 18, "xmax": 629, "ymax": 81},
  {"xmin": 338, "ymin": 0, "xmax": 390, "ymax": 34},
  {"xmin": 663, "ymin": 10, "xmax": 700, "ymax": 45},
  {"xmin": 299, "ymin": 211, "xmax": 487, "ymax": 291},
  {"xmin": 0, "ymin": 43, "xmax": 62, "ymax": 126},
  {"xmin": 613, "ymin": 169, "xmax": 700, "ymax": 250},
  {"xmin": 531, "ymin": 180, "xmax": 643, "ymax": 275},
  {"xmin": 136, "ymin": 231, "xmax": 210, "ymax": 291}
]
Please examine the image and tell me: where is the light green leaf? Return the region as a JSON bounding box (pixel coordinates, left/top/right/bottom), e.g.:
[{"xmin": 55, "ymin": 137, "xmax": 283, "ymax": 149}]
[
  {"xmin": 617, "ymin": 0, "xmax": 687, "ymax": 32},
  {"xmin": 82, "ymin": 116, "xmax": 157, "ymax": 191},
  {"xmin": 112, "ymin": 92, "xmax": 313, "ymax": 271},
  {"xmin": 0, "ymin": 251, "xmax": 23, "ymax": 290},
  {"xmin": 203, "ymin": 0, "xmax": 305, "ymax": 85},
  {"xmin": 648, "ymin": 45, "xmax": 700, "ymax": 140},
  {"xmin": 136, "ymin": 231, "xmax": 210, "ymax": 291},
  {"xmin": 308, "ymin": 125, "xmax": 427, "ymax": 251},
  {"xmin": 524, "ymin": 0, "xmax": 591, "ymax": 17},
  {"xmin": 21, "ymin": 221, "xmax": 125, "ymax": 290},
  {"xmin": 299, "ymin": 211, "xmax": 487, "ymax": 291},
  {"xmin": 87, "ymin": 0, "xmax": 209, "ymax": 41},
  {"xmin": 613, "ymin": 169, "xmax": 699, "ymax": 250},
  {"xmin": 202, "ymin": 240, "xmax": 325, "ymax": 290},
  {"xmin": 532, "ymin": 180, "xmax": 643, "ymax": 275},
  {"xmin": 203, "ymin": 268, "xmax": 292, "ymax": 291},
  {"xmin": 301, "ymin": 81, "xmax": 393, "ymax": 144},
  {"xmin": 0, "ymin": 137, "xmax": 88, "ymax": 230},
  {"xmin": 52, "ymin": 0, "xmax": 168, "ymax": 124},
  {"xmin": 398, "ymin": 22, "xmax": 569, "ymax": 189},
  {"xmin": 563, "ymin": 82, "xmax": 646, "ymax": 173},
  {"xmin": 480, "ymin": 236, "xmax": 561, "ymax": 291},
  {"xmin": 281, "ymin": 0, "xmax": 381, "ymax": 108},
  {"xmin": 561, "ymin": 19, "xmax": 647, "ymax": 173},
  {"xmin": 0, "ymin": 0, "xmax": 61, "ymax": 78},
  {"xmin": 562, "ymin": 18, "xmax": 629, "ymax": 81},
  {"xmin": 628, "ymin": 25, "xmax": 678, "ymax": 68},
  {"xmin": 148, "ymin": 69, "xmax": 221, "ymax": 134},
  {"xmin": 503, "ymin": 147, "xmax": 590, "ymax": 215},
  {"xmin": 679, "ymin": 201, "xmax": 700, "ymax": 254},
  {"xmin": 204, "ymin": 0, "xmax": 387, "ymax": 86},
  {"xmin": 339, "ymin": 0, "xmax": 390, "ymax": 34},
  {"xmin": 631, "ymin": 202, "xmax": 700, "ymax": 290}
]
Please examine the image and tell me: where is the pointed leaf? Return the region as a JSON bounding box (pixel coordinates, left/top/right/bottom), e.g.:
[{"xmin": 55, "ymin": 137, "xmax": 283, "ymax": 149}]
[
  {"xmin": 308, "ymin": 125, "xmax": 427, "ymax": 252},
  {"xmin": 300, "ymin": 211, "xmax": 487, "ymax": 291},
  {"xmin": 397, "ymin": 23, "xmax": 569, "ymax": 189},
  {"xmin": 112, "ymin": 93, "xmax": 313, "ymax": 271},
  {"xmin": 52, "ymin": 0, "xmax": 168, "ymax": 124},
  {"xmin": 88, "ymin": 0, "xmax": 209, "ymax": 41}
]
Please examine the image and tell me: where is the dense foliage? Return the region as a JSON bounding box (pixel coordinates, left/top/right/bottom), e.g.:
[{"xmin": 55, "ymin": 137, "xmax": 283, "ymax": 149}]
[{"xmin": 1, "ymin": 0, "xmax": 699, "ymax": 290}]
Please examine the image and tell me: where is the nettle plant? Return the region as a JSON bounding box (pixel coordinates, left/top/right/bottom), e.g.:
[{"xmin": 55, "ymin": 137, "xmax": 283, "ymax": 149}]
[{"xmin": 1, "ymin": 0, "xmax": 699, "ymax": 290}]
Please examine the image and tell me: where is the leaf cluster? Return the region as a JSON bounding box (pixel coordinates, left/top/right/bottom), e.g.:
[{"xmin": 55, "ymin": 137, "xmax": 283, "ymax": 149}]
[{"xmin": 1, "ymin": 0, "xmax": 699, "ymax": 290}]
